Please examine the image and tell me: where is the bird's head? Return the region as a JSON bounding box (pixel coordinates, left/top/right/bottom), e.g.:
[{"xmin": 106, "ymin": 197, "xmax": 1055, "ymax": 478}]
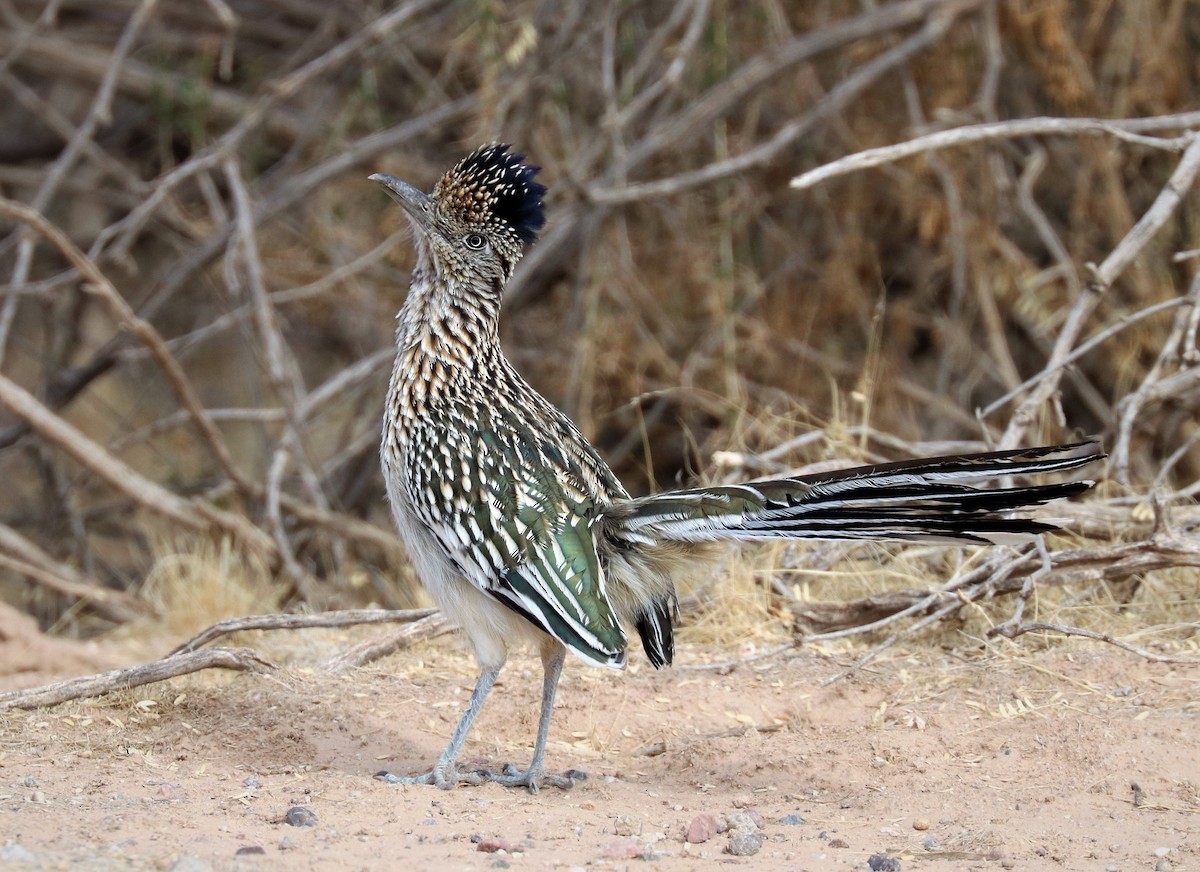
[{"xmin": 371, "ymin": 144, "xmax": 546, "ymax": 287}]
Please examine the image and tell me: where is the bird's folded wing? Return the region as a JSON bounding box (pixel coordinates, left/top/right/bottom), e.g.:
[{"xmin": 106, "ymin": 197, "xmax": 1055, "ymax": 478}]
[{"xmin": 411, "ymin": 442, "xmax": 628, "ymax": 669}]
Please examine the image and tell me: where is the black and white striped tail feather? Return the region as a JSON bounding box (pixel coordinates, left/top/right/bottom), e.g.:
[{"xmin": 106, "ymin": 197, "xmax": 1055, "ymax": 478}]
[
  {"xmin": 797, "ymin": 441, "xmax": 1100, "ymax": 489},
  {"xmin": 634, "ymin": 596, "xmax": 677, "ymax": 669},
  {"xmin": 621, "ymin": 441, "xmax": 1102, "ymax": 547}
]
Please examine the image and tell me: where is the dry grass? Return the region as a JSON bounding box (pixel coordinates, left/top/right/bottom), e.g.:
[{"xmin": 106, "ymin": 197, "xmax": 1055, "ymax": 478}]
[{"xmin": 139, "ymin": 536, "xmax": 280, "ymax": 639}]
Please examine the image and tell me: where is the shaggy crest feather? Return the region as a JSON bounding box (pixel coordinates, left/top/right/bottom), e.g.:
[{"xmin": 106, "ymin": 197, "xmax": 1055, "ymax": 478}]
[{"xmin": 434, "ymin": 143, "xmax": 546, "ymax": 244}]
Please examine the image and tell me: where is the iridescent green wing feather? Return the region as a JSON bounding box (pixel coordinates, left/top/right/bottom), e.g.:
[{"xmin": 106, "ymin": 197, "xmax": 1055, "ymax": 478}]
[{"xmin": 410, "ymin": 422, "xmax": 628, "ymax": 668}]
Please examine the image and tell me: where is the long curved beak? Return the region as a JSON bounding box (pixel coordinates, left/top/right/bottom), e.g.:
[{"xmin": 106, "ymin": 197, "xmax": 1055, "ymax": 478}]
[{"xmin": 370, "ymin": 173, "xmax": 434, "ymax": 233}]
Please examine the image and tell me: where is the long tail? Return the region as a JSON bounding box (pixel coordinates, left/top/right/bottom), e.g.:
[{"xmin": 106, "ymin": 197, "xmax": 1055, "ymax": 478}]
[{"xmin": 607, "ymin": 442, "xmax": 1103, "ymax": 546}]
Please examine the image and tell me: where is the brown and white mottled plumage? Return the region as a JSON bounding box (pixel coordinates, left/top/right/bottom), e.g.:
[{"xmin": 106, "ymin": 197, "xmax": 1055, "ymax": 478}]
[{"xmin": 370, "ymin": 144, "xmax": 1102, "ymax": 793}]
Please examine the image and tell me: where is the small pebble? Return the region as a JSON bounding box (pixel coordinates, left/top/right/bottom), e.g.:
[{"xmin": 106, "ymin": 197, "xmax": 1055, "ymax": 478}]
[
  {"xmin": 868, "ymin": 854, "xmax": 902, "ymax": 872},
  {"xmin": 922, "ymin": 837, "xmax": 939, "ymax": 850},
  {"xmin": 726, "ymin": 812, "xmax": 759, "ymax": 836},
  {"xmin": 829, "ymin": 838, "xmax": 850, "ymax": 849},
  {"xmin": 243, "ymin": 776, "xmax": 263, "ymax": 790},
  {"xmin": 477, "ymin": 838, "xmax": 519, "ymax": 854},
  {"xmin": 235, "ymin": 846, "xmax": 265, "ymax": 856},
  {"xmin": 686, "ymin": 814, "xmax": 719, "ymax": 844},
  {"xmin": 285, "ymin": 806, "xmax": 318, "ymax": 828},
  {"xmin": 727, "ymin": 834, "xmax": 761, "ymax": 856},
  {"xmin": 912, "ymin": 818, "xmax": 930, "ymax": 831},
  {"xmin": 1156, "ymin": 860, "xmax": 1172, "ymax": 872},
  {"xmin": 777, "ymin": 814, "xmax": 806, "ymax": 826},
  {"xmin": 1155, "ymin": 848, "xmax": 1172, "ymax": 857}
]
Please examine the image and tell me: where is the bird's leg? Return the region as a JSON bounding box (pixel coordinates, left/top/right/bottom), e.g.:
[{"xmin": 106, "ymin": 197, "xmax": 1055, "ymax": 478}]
[
  {"xmin": 377, "ymin": 664, "xmax": 500, "ymax": 790},
  {"xmin": 482, "ymin": 642, "xmax": 586, "ymax": 793}
]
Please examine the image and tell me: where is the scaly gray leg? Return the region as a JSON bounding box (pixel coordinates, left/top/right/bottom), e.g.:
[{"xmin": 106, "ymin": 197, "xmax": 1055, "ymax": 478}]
[
  {"xmin": 482, "ymin": 642, "xmax": 586, "ymax": 793},
  {"xmin": 376, "ymin": 665, "xmax": 499, "ymax": 790}
]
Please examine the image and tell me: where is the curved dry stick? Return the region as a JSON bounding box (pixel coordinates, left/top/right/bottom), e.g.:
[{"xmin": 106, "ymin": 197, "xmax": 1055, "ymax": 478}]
[
  {"xmin": 997, "ymin": 622, "xmax": 1200, "ymax": 665},
  {"xmin": 1113, "ymin": 266, "xmax": 1200, "ymax": 483},
  {"xmin": 92, "ymin": 0, "xmax": 442, "ymax": 261},
  {"xmin": 0, "ymin": 647, "xmax": 274, "ymax": 711},
  {"xmin": 980, "ymin": 297, "xmax": 1191, "ymax": 418},
  {"xmin": 789, "ymin": 112, "xmax": 1200, "ymax": 190},
  {"xmin": 319, "ymin": 614, "xmax": 453, "ymax": 673},
  {"xmin": 170, "ymin": 608, "xmax": 438, "ymax": 655}
]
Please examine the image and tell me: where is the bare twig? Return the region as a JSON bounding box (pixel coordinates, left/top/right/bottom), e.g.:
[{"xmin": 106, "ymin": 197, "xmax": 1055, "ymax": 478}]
[
  {"xmin": 0, "ymin": 648, "xmax": 274, "ymax": 711},
  {"xmin": 790, "ymin": 113, "xmax": 1200, "ymax": 190},
  {"xmin": 995, "ymin": 622, "xmax": 1200, "ymax": 665},
  {"xmin": 319, "ymin": 614, "xmax": 453, "ymax": 673},
  {"xmin": 590, "ymin": 6, "xmax": 964, "ymax": 204},
  {"xmin": 0, "ymin": 0, "xmax": 158, "ymax": 364},
  {"xmin": 795, "ymin": 534, "xmax": 1200, "ymax": 640},
  {"xmin": 171, "ymin": 608, "xmax": 437, "ymax": 654}
]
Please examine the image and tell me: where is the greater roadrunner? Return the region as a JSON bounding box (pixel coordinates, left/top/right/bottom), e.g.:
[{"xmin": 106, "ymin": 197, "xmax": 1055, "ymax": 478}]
[{"xmin": 370, "ymin": 144, "xmax": 1101, "ymax": 793}]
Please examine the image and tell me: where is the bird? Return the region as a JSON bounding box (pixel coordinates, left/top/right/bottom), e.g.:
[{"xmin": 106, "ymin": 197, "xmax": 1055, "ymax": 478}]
[{"xmin": 369, "ymin": 143, "xmax": 1102, "ymax": 793}]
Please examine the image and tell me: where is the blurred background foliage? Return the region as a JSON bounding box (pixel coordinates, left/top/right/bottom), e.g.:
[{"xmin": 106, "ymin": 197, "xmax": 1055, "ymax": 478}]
[{"xmin": 0, "ymin": 0, "xmax": 1197, "ymax": 637}]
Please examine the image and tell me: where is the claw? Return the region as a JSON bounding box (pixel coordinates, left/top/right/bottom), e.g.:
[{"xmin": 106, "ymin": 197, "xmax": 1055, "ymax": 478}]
[
  {"xmin": 375, "ymin": 766, "xmax": 482, "ymax": 790},
  {"xmin": 479, "ymin": 764, "xmax": 586, "ymax": 793}
]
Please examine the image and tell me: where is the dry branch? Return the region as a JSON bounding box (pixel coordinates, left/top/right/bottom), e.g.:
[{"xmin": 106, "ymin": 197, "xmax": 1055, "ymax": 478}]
[
  {"xmin": 0, "ymin": 195, "xmax": 254, "ymax": 494},
  {"xmin": 320, "ymin": 614, "xmax": 454, "ymax": 673},
  {"xmin": 990, "ymin": 622, "xmax": 1200, "ymax": 665},
  {"xmin": 789, "ymin": 113, "xmax": 1200, "ymax": 190},
  {"xmin": 789, "ymin": 535, "xmax": 1200, "ymax": 635},
  {"xmin": 0, "ymin": 647, "xmax": 274, "ymax": 711},
  {"xmin": 171, "ymin": 607, "xmax": 437, "ymax": 655},
  {"xmin": 0, "ymin": 608, "xmax": 448, "ymax": 710}
]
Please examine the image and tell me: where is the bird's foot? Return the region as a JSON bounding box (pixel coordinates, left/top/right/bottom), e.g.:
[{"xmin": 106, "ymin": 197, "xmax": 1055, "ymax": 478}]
[
  {"xmin": 479, "ymin": 762, "xmax": 587, "ymax": 794},
  {"xmin": 374, "ymin": 764, "xmax": 482, "ymax": 790}
]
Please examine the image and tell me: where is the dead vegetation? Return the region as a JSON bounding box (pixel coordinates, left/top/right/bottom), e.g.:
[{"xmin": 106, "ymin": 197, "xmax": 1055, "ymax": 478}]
[{"xmin": 0, "ymin": 0, "xmax": 1197, "ymax": 697}]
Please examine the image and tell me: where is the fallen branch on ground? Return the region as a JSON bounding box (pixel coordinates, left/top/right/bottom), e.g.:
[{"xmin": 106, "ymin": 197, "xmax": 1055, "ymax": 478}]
[
  {"xmin": 788, "ymin": 535, "xmax": 1200, "ymax": 635},
  {"xmin": 2, "ymin": 608, "xmax": 447, "ymax": 710},
  {"xmin": 0, "ymin": 647, "xmax": 274, "ymax": 710},
  {"xmin": 170, "ymin": 607, "xmax": 438, "ymax": 654}
]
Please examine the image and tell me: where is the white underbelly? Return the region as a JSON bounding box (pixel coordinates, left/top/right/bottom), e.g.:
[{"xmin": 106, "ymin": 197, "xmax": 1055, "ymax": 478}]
[{"xmin": 382, "ymin": 464, "xmax": 544, "ymax": 669}]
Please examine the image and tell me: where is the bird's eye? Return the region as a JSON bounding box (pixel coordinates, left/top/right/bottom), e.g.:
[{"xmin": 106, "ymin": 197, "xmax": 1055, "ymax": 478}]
[{"xmin": 464, "ymin": 233, "xmax": 487, "ymax": 250}]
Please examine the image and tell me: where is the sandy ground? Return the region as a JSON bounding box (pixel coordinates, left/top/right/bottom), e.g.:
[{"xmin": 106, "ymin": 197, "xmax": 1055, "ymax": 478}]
[{"xmin": 1, "ymin": 627, "xmax": 1197, "ymax": 872}]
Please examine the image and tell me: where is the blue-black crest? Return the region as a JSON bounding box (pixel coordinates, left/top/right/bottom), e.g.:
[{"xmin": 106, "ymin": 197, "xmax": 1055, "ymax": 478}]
[{"xmin": 433, "ymin": 144, "xmax": 547, "ymax": 244}]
